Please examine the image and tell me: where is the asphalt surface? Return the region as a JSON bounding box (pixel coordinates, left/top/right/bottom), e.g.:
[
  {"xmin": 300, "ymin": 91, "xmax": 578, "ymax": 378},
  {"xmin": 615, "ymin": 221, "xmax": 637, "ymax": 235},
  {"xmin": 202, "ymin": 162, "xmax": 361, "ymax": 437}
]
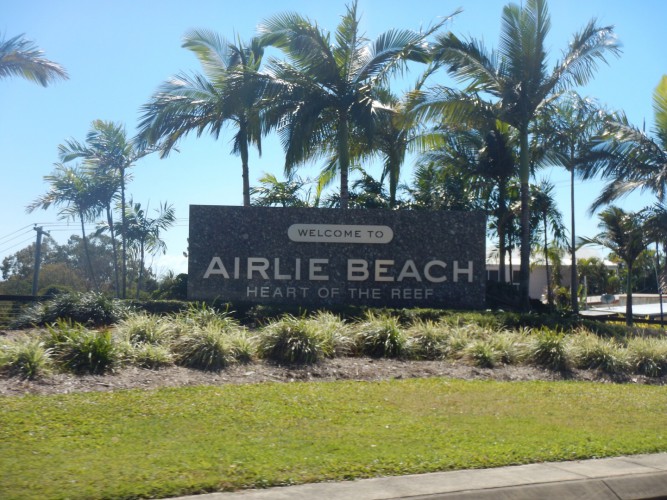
[{"xmin": 169, "ymin": 452, "xmax": 667, "ymax": 499}]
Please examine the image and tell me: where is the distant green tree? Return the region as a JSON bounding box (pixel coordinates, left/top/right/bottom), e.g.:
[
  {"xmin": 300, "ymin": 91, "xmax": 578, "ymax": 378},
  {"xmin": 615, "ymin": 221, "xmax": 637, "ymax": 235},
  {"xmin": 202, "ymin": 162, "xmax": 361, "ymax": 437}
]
[
  {"xmin": 579, "ymin": 207, "xmax": 647, "ymax": 325},
  {"xmin": 122, "ymin": 201, "xmax": 176, "ymax": 298},
  {"xmin": 27, "ymin": 164, "xmax": 101, "ymax": 290}
]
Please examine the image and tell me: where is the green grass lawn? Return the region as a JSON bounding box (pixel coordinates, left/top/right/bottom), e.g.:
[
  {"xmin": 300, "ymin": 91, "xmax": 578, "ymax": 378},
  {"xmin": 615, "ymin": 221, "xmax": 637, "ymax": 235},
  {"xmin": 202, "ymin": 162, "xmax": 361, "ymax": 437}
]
[{"xmin": 1, "ymin": 378, "xmax": 666, "ymax": 500}]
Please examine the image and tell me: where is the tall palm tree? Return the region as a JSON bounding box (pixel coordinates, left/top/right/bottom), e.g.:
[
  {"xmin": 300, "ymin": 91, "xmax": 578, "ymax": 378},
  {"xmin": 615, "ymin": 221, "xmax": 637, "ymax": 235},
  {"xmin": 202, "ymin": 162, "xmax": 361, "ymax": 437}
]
[
  {"xmin": 417, "ymin": 118, "xmax": 518, "ymax": 282},
  {"xmin": 59, "ymin": 120, "xmax": 151, "ymax": 298},
  {"xmin": 122, "ymin": 200, "xmax": 176, "ymax": 298},
  {"xmin": 26, "ymin": 164, "xmax": 99, "ymax": 290},
  {"xmin": 138, "ymin": 32, "xmax": 264, "ymax": 207},
  {"xmin": 583, "ymin": 75, "xmax": 667, "ymax": 211},
  {"xmin": 539, "ymin": 92, "xmax": 608, "ymax": 312},
  {"xmin": 424, "ymin": 0, "xmax": 620, "ymax": 310},
  {"xmin": 0, "ymin": 33, "xmax": 68, "ymax": 86},
  {"xmin": 579, "ymin": 206, "xmax": 646, "ymax": 325},
  {"xmin": 258, "ymin": 0, "xmax": 452, "ymax": 209}
]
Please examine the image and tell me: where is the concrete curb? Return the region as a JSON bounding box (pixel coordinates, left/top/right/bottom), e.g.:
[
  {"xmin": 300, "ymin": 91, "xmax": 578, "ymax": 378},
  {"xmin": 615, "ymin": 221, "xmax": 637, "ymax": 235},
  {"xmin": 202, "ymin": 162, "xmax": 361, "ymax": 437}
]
[{"xmin": 168, "ymin": 453, "xmax": 667, "ymax": 500}]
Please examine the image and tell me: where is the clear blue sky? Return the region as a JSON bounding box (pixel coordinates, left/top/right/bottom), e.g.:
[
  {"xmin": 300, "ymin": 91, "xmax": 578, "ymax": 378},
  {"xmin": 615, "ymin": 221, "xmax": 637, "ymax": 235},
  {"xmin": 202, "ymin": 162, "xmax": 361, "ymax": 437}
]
[{"xmin": 1, "ymin": 0, "xmax": 664, "ymax": 277}]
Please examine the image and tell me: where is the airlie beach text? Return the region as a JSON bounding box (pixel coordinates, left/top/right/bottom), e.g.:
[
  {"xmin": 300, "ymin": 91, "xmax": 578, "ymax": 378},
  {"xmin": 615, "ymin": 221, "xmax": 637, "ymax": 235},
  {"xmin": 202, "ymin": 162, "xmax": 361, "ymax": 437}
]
[
  {"xmin": 202, "ymin": 256, "xmax": 475, "ymax": 301},
  {"xmin": 188, "ymin": 206, "xmax": 486, "ymax": 308}
]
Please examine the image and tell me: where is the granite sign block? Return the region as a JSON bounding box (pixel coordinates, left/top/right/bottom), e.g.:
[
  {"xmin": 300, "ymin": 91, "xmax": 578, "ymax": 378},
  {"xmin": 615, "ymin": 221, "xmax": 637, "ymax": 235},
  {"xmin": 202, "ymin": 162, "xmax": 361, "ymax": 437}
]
[{"xmin": 188, "ymin": 205, "xmax": 486, "ymax": 308}]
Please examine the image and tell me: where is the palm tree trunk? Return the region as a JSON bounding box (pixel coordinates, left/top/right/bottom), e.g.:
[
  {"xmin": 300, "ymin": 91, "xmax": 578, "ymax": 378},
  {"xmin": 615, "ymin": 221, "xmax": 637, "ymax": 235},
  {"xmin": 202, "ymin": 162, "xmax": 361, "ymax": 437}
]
[
  {"xmin": 497, "ymin": 178, "xmax": 507, "ymax": 284},
  {"xmin": 626, "ymin": 262, "xmax": 633, "ymax": 326},
  {"xmin": 136, "ymin": 241, "xmax": 145, "ymax": 299},
  {"xmin": 120, "ymin": 167, "xmax": 127, "ymax": 299},
  {"xmin": 79, "ymin": 211, "xmax": 98, "ymax": 292},
  {"xmin": 543, "ymin": 216, "xmax": 552, "ymax": 308},
  {"xmin": 338, "ymin": 114, "xmax": 350, "ymax": 210},
  {"xmin": 519, "ymin": 128, "xmax": 531, "ymax": 311},
  {"xmin": 106, "ymin": 206, "xmax": 120, "ymax": 297},
  {"xmin": 240, "ymin": 122, "xmax": 251, "ymax": 207},
  {"xmin": 570, "ymin": 165, "xmax": 579, "ymax": 313}
]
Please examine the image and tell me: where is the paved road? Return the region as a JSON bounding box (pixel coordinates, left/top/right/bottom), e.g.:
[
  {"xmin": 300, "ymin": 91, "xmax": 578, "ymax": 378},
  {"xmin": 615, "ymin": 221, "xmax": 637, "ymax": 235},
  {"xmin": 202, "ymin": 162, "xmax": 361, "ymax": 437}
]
[{"xmin": 169, "ymin": 453, "xmax": 667, "ymax": 499}]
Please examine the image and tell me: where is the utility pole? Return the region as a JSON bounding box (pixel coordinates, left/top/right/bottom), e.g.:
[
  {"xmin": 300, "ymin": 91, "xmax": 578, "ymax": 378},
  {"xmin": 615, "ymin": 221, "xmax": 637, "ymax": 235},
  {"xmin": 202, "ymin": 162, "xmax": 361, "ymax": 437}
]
[{"xmin": 32, "ymin": 226, "xmax": 48, "ymax": 296}]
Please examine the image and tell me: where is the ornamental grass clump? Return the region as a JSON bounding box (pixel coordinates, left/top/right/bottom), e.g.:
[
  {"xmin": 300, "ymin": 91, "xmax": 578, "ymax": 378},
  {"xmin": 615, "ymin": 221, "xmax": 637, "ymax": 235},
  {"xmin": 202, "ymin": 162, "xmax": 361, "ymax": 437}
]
[
  {"xmin": 570, "ymin": 330, "xmax": 630, "ymax": 375},
  {"xmin": 0, "ymin": 336, "xmax": 52, "ymax": 379},
  {"xmin": 463, "ymin": 339, "xmax": 499, "ymax": 368},
  {"xmin": 355, "ymin": 312, "xmax": 408, "ymax": 359},
  {"xmin": 45, "ymin": 319, "xmax": 117, "ymax": 374},
  {"xmin": 115, "ymin": 311, "xmax": 173, "ymax": 346},
  {"xmin": 128, "ymin": 343, "xmax": 174, "ymax": 369},
  {"xmin": 257, "ymin": 314, "xmax": 324, "ymax": 364},
  {"xmin": 305, "ymin": 311, "xmax": 353, "ymax": 358},
  {"xmin": 528, "ymin": 328, "xmax": 570, "ymax": 371},
  {"xmin": 627, "ymin": 336, "xmax": 667, "ymax": 377},
  {"xmin": 406, "ymin": 320, "xmax": 449, "ymax": 360},
  {"xmin": 489, "ymin": 329, "xmax": 529, "ymax": 365},
  {"xmin": 173, "ymin": 323, "xmax": 236, "ymax": 371},
  {"xmin": 12, "ymin": 292, "xmax": 129, "ymax": 328}
]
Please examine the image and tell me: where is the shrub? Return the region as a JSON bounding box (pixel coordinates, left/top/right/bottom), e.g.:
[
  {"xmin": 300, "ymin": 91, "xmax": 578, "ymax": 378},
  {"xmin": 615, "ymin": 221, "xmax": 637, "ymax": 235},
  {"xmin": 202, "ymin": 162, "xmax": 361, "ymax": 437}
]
[
  {"xmin": 570, "ymin": 330, "xmax": 630, "ymax": 375},
  {"xmin": 627, "ymin": 337, "xmax": 667, "ymax": 377},
  {"xmin": 355, "ymin": 312, "xmax": 408, "ymax": 359},
  {"xmin": 464, "ymin": 339, "xmax": 499, "ymax": 368},
  {"xmin": 173, "ymin": 324, "xmax": 236, "ymax": 371},
  {"xmin": 127, "ymin": 343, "xmax": 174, "ymax": 369},
  {"xmin": 305, "ymin": 311, "xmax": 353, "ymax": 358},
  {"xmin": 0, "ymin": 336, "xmax": 52, "ymax": 379},
  {"xmin": 12, "ymin": 292, "xmax": 129, "ymax": 328},
  {"xmin": 528, "ymin": 328, "xmax": 570, "ymax": 371},
  {"xmin": 257, "ymin": 315, "xmax": 324, "ymax": 364},
  {"xmin": 45, "ymin": 320, "xmax": 117, "ymax": 374},
  {"xmin": 488, "ymin": 329, "xmax": 528, "ymax": 365},
  {"xmin": 407, "ymin": 320, "xmax": 448, "ymax": 360},
  {"xmin": 115, "ymin": 312, "xmax": 173, "ymax": 346}
]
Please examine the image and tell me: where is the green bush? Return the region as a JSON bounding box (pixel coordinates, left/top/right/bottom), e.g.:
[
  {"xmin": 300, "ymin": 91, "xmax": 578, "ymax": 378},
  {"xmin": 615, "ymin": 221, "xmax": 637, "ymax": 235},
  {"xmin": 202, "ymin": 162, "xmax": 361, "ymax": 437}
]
[
  {"xmin": 45, "ymin": 319, "xmax": 117, "ymax": 374},
  {"xmin": 407, "ymin": 320, "xmax": 448, "ymax": 360},
  {"xmin": 528, "ymin": 328, "xmax": 570, "ymax": 371},
  {"xmin": 464, "ymin": 339, "xmax": 499, "ymax": 368},
  {"xmin": 305, "ymin": 311, "xmax": 353, "ymax": 358},
  {"xmin": 571, "ymin": 331, "xmax": 630, "ymax": 375},
  {"xmin": 115, "ymin": 312, "xmax": 173, "ymax": 346},
  {"xmin": 0, "ymin": 336, "xmax": 52, "ymax": 379},
  {"xmin": 257, "ymin": 315, "xmax": 324, "ymax": 364},
  {"xmin": 627, "ymin": 337, "xmax": 667, "ymax": 377},
  {"xmin": 12, "ymin": 292, "xmax": 129, "ymax": 328},
  {"xmin": 172, "ymin": 324, "xmax": 236, "ymax": 371},
  {"xmin": 355, "ymin": 312, "xmax": 408, "ymax": 359},
  {"xmin": 126, "ymin": 343, "xmax": 174, "ymax": 369}
]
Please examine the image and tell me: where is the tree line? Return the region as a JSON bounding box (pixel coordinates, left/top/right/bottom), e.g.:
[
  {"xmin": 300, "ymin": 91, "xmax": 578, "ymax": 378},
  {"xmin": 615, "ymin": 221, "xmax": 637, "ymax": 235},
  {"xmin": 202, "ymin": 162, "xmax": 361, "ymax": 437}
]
[{"xmin": 3, "ymin": 0, "xmax": 667, "ymax": 320}]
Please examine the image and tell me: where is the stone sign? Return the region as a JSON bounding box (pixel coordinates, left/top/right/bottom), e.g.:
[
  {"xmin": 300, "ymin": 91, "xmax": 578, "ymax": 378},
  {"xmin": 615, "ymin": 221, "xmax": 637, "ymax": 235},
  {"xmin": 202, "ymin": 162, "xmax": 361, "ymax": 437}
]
[{"xmin": 188, "ymin": 205, "xmax": 486, "ymax": 308}]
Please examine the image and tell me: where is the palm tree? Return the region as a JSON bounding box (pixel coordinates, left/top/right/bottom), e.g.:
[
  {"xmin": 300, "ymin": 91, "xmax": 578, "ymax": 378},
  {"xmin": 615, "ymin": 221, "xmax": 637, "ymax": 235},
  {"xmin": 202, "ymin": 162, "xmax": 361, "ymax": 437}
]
[
  {"xmin": 641, "ymin": 202, "xmax": 667, "ymax": 296},
  {"xmin": 0, "ymin": 33, "xmax": 68, "ymax": 86},
  {"xmin": 416, "ymin": 117, "xmax": 518, "ymax": 282},
  {"xmin": 583, "ymin": 75, "xmax": 667, "ymax": 211},
  {"xmin": 122, "ymin": 201, "xmax": 176, "ymax": 298},
  {"xmin": 59, "ymin": 120, "xmax": 151, "ymax": 299},
  {"xmin": 530, "ymin": 179, "xmax": 566, "ymax": 307},
  {"xmin": 138, "ymin": 32, "xmax": 265, "ymax": 207},
  {"xmin": 258, "ymin": 0, "xmax": 452, "ymax": 209},
  {"xmin": 250, "ymin": 173, "xmax": 314, "ymax": 207},
  {"xmin": 425, "ymin": 0, "xmax": 620, "ymax": 310},
  {"xmin": 579, "ymin": 206, "xmax": 646, "ymax": 325},
  {"xmin": 407, "ymin": 162, "xmax": 484, "ymax": 212},
  {"xmin": 539, "ymin": 92, "xmax": 608, "ymax": 312},
  {"xmin": 26, "ymin": 164, "xmax": 99, "ymax": 290}
]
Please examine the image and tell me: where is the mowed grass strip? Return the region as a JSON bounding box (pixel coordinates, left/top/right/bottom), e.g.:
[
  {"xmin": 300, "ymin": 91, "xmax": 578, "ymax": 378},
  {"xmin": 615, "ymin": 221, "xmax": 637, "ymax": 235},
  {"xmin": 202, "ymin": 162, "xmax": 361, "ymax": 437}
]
[{"xmin": 1, "ymin": 379, "xmax": 666, "ymax": 500}]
